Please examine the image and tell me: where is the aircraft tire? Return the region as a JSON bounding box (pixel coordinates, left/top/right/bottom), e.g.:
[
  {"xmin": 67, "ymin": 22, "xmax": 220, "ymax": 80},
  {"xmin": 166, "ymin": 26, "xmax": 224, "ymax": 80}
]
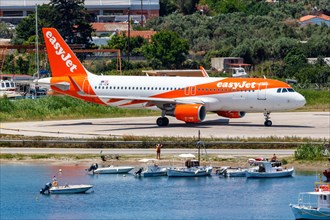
[
  {"xmin": 264, "ymin": 120, "xmax": 272, "ymax": 127},
  {"xmin": 156, "ymin": 117, "xmax": 169, "ymax": 127}
]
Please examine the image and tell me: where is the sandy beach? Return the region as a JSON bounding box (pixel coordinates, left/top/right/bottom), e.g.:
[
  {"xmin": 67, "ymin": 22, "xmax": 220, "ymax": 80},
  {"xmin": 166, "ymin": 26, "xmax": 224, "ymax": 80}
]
[{"xmin": 1, "ymin": 154, "xmax": 329, "ymax": 173}]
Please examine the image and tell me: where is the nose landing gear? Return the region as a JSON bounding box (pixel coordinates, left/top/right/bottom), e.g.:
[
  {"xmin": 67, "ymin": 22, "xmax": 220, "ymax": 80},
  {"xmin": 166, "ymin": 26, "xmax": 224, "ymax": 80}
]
[{"xmin": 263, "ymin": 111, "xmax": 272, "ymax": 126}]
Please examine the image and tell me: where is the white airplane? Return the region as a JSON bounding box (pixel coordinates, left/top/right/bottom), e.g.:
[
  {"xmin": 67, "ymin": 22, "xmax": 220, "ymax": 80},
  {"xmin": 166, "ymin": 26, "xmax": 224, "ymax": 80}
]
[{"xmin": 37, "ymin": 28, "xmax": 306, "ymax": 127}]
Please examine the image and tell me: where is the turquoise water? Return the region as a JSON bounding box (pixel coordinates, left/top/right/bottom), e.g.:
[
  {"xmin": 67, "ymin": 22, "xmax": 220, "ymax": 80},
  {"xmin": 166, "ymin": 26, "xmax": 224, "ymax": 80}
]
[{"xmin": 0, "ymin": 164, "xmax": 318, "ymax": 220}]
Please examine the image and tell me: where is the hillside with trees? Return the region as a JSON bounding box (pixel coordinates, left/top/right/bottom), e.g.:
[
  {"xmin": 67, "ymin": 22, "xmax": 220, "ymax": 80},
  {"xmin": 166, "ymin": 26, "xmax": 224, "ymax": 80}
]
[{"xmin": 1, "ymin": 0, "xmax": 329, "ymax": 84}]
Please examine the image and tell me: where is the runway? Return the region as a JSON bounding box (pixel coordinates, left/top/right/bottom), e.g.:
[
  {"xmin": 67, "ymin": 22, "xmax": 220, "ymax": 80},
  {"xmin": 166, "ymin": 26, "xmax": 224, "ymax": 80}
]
[{"xmin": 0, "ymin": 112, "xmax": 329, "ymax": 139}]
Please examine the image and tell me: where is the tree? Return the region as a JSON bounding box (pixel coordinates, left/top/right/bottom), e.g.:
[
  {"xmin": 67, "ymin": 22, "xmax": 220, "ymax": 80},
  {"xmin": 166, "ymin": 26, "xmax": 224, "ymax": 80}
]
[
  {"xmin": 107, "ymin": 34, "xmax": 146, "ymax": 56},
  {"xmin": 141, "ymin": 31, "xmax": 189, "ymax": 69},
  {"xmin": 13, "ymin": 0, "xmax": 93, "ymax": 50},
  {"xmin": 0, "ymin": 22, "xmax": 14, "ymax": 39},
  {"xmin": 13, "ymin": 4, "xmax": 54, "ymax": 45},
  {"xmin": 49, "ymin": 0, "xmax": 93, "ymax": 48}
]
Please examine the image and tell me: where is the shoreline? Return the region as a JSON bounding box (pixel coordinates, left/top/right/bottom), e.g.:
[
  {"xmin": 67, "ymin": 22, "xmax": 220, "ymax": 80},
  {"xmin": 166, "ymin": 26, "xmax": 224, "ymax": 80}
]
[{"xmin": 1, "ymin": 155, "xmax": 329, "ymax": 173}]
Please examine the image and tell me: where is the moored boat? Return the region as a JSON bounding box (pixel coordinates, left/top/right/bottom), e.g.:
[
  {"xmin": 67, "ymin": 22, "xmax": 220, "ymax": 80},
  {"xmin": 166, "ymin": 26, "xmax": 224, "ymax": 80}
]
[
  {"xmin": 216, "ymin": 166, "xmax": 247, "ymax": 177},
  {"xmin": 135, "ymin": 159, "xmax": 168, "ymax": 177},
  {"xmin": 167, "ymin": 154, "xmax": 212, "ymax": 177},
  {"xmin": 88, "ymin": 163, "xmax": 134, "ymax": 174},
  {"xmin": 245, "ymin": 160, "xmax": 294, "ymax": 178},
  {"xmin": 290, "ymin": 179, "xmax": 330, "ymax": 219}
]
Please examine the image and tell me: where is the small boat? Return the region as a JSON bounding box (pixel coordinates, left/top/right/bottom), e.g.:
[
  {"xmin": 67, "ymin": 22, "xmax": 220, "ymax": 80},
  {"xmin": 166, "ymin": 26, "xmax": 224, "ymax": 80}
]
[
  {"xmin": 290, "ymin": 178, "xmax": 330, "ymax": 219},
  {"xmin": 245, "ymin": 160, "xmax": 294, "ymax": 178},
  {"xmin": 216, "ymin": 166, "xmax": 247, "ymax": 177},
  {"xmin": 135, "ymin": 159, "xmax": 168, "ymax": 177},
  {"xmin": 87, "ymin": 163, "xmax": 134, "ymax": 174},
  {"xmin": 167, "ymin": 154, "xmax": 213, "ymax": 177},
  {"xmin": 49, "ymin": 185, "xmax": 93, "ymax": 194},
  {"xmin": 40, "ymin": 182, "xmax": 93, "ymax": 194}
]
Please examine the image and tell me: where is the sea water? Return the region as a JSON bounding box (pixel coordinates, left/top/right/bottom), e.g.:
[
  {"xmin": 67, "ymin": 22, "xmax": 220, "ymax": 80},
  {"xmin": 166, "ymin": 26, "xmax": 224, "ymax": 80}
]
[{"xmin": 0, "ymin": 164, "xmax": 319, "ymax": 220}]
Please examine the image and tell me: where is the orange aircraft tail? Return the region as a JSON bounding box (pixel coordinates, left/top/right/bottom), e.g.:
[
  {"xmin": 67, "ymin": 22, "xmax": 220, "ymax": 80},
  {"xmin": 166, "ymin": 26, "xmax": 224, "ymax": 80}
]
[{"xmin": 42, "ymin": 28, "xmax": 87, "ymax": 77}]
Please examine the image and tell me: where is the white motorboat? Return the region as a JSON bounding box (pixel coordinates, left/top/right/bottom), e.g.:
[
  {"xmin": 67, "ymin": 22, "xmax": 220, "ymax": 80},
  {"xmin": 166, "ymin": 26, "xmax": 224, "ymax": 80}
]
[
  {"xmin": 216, "ymin": 166, "xmax": 247, "ymax": 177},
  {"xmin": 40, "ymin": 182, "xmax": 93, "ymax": 194},
  {"xmin": 290, "ymin": 181, "xmax": 330, "ymax": 219},
  {"xmin": 245, "ymin": 160, "xmax": 294, "ymax": 178},
  {"xmin": 135, "ymin": 159, "xmax": 168, "ymax": 177},
  {"xmin": 49, "ymin": 185, "xmax": 93, "ymax": 194},
  {"xmin": 167, "ymin": 154, "xmax": 213, "ymax": 177},
  {"xmin": 90, "ymin": 164, "xmax": 134, "ymax": 174}
]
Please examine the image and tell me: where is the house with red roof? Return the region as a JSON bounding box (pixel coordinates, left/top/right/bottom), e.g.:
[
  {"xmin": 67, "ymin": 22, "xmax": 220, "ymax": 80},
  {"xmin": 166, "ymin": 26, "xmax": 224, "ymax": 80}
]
[{"xmin": 299, "ymin": 14, "xmax": 330, "ymax": 26}]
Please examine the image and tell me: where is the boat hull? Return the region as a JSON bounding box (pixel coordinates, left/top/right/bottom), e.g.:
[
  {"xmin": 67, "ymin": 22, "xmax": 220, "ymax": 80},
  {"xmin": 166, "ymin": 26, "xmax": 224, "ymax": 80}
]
[
  {"xmin": 141, "ymin": 166, "xmax": 167, "ymax": 177},
  {"xmin": 167, "ymin": 167, "xmax": 213, "ymax": 177},
  {"xmin": 226, "ymin": 170, "xmax": 246, "ymax": 177},
  {"xmin": 93, "ymin": 166, "xmax": 134, "ymax": 174},
  {"xmin": 290, "ymin": 204, "xmax": 330, "ymax": 220},
  {"xmin": 49, "ymin": 185, "xmax": 93, "ymax": 194},
  {"xmin": 246, "ymin": 168, "xmax": 294, "ymax": 178},
  {"xmin": 142, "ymin": 171, "xmax": 167, "ymax": 177}
]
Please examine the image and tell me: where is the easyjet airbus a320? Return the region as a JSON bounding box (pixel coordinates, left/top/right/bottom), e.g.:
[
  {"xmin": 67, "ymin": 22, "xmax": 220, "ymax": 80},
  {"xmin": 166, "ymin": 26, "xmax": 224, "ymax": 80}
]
[{"xmin": 37, "ymin": 28, "xmax": 306, "ymax": 127}]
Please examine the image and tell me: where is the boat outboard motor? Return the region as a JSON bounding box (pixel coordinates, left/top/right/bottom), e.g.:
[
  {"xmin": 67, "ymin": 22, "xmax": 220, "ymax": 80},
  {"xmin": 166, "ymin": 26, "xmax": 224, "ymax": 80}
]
[
  {"xmin": 135, "ymin": 167, "xmax": 143, "ymax": 176},
  {"xmin": 87, "ymin": 163, "xmax": 98, "ymax": 173},
  {"xmin": 40, "ymin": 182, "xmax": 52, "ymax": 194}
]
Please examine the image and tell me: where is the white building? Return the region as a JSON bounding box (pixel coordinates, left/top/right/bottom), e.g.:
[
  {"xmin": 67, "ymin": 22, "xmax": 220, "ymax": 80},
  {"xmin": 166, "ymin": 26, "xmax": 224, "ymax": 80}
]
[{"xmin": 0, "ymin": 0, "xmax": 159, "ymax": 24}]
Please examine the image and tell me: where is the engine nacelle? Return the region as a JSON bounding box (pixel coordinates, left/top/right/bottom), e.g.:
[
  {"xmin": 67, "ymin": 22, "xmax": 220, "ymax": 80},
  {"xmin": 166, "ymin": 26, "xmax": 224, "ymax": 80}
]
[
  {"xmin": 216, "ymin": 111, "xmax": 246, "ymax": 118},
  {"xmin": 173, "ymin": 104, "xmax": 206, "ymax": 123}
]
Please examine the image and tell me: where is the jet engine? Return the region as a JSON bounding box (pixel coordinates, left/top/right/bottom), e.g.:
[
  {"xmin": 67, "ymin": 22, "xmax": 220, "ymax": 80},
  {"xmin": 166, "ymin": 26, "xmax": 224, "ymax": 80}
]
[
  {"xmin": 216, "ymin": 111, "xmax": 246, "ymax": 118},
  {"xmin": 172, "ymin": 104, "xmax": 206, "ymax": 123}
]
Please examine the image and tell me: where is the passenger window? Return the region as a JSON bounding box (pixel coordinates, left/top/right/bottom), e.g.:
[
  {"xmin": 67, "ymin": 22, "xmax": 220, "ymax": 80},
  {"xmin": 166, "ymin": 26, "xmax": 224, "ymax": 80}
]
[
  {"xmin": 277, "ymin": 88, "xmax": 281, "ymax": 93},
  {"xmin": 282, "ymin": 88, "xmax": 288, "ymax": 93},
  {"xmin": 106, "ymin": 87, "xmax": 108, "ymax": 89},
  {"xmin": 102, "ymin": 86, "xmax": 104, "ymax": 89},
  {"xmin": 95, "ymin": 86, "xmax": 97, "ymax": 89}
]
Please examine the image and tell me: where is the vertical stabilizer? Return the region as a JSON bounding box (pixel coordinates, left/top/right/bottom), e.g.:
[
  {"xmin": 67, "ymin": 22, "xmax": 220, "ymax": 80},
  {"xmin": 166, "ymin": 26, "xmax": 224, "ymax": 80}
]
[{"xmin": 42, "ymin": 28, "xmax": 87, "ymax": 77}]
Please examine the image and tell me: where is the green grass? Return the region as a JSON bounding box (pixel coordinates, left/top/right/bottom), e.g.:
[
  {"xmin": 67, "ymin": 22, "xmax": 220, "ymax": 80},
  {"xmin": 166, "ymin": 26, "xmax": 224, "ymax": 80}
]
[{"xmin": 296, "ymin": 89, "xmax": 330, "ymax": 111}]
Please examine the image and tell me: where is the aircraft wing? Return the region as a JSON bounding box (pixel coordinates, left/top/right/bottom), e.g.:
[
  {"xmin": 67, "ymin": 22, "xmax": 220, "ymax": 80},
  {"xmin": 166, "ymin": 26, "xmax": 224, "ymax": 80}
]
[{"xmin": 97, "ymin": 95, "xmax": 206, "ymax": 105}]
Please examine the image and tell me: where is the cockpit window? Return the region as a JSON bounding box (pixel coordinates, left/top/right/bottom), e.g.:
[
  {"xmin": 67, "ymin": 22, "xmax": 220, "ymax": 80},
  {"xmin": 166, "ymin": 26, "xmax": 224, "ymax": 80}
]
[
  {"xmin": 288, "ymin": 88, "xmax": 295, "ymax": 92},
  {"xmin": 282, "ymin": 88, "xmax": 288, "ymax": 93},
  {"xmin": 277, "ymin": 88, "xmax": 281, "ymax": 93}
]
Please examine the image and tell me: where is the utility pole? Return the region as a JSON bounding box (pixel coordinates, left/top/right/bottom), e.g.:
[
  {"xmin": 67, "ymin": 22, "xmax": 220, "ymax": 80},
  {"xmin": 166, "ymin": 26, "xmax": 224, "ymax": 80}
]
[
  {"xmin": 35, "ymin": 4, "xmax": 39, "ymax": 78},
  {"xmin": 141, "ymin": 0, "xmax": 143, "ymax": 27},
  {"xmin": 127, "ymin": 1, "xmax": 131, "ymax": 70}
]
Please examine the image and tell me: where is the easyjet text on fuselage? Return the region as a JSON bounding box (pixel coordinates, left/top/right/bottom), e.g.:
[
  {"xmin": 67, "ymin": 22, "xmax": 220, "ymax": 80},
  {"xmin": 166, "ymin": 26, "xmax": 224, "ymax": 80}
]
[
  {"xmin": 216, "ymin": 81, "xmax": 257, "ymax": 90},
  {"xmin": 45, "ymin": 31, "xmax": 77, "ymax": 73}
]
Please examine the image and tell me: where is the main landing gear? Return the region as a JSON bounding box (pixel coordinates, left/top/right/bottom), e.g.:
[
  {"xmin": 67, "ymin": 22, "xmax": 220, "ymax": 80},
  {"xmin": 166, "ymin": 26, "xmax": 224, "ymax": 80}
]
[
  {"xmin": 263, "ymin": 111, "xmax": 272, "ymax": 126},
  {"xmin": 156, "ymin": 117, "xmax": 169, "ymax": 126}
]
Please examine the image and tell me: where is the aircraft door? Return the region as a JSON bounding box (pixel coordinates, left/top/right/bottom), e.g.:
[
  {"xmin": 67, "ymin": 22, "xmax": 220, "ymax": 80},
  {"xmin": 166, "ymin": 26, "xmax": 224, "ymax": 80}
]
[
  {"xmin": 184, "ymin": 86, "xmax": 196, "ymax": 96},
  {"xmin": 257, "ymin": 82, "xmax": 267, "ymax": 100},
  {"xmin": 184, "ymin": 87, "xmax": 190, "ymax": 95}
]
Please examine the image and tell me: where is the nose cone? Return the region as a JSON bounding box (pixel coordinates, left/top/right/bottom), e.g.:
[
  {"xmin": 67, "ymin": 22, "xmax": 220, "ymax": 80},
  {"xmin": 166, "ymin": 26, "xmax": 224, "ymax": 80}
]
[{"xmin": 296, "ymin": 93, "xmax": 306, "ymax": 108}]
